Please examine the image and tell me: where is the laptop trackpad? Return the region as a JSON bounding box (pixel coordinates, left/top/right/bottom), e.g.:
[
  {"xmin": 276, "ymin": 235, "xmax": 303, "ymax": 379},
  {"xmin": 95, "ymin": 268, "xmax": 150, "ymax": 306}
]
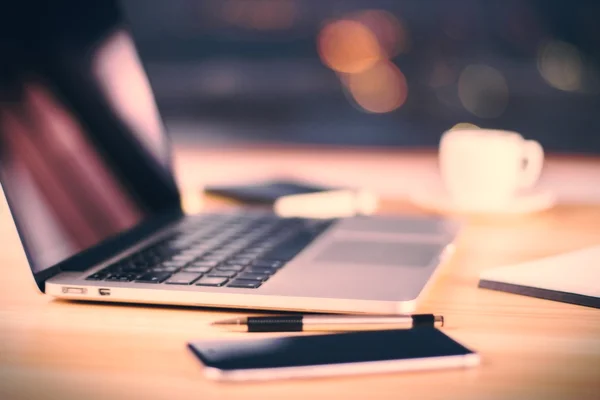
[{"xmin": 311, "ymin": 240, "xmax": 444, "ymax": 267}]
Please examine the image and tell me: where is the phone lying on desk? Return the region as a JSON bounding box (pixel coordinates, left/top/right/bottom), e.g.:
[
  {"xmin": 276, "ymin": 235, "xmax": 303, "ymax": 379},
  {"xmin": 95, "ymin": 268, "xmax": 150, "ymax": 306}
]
[
  {"xmin": 204, "ymin": 179, "xmax": 336, "ymax": 204},
  {"xmin": 188, "ymin": 328, "xmax": 480, "ymax": 382}
]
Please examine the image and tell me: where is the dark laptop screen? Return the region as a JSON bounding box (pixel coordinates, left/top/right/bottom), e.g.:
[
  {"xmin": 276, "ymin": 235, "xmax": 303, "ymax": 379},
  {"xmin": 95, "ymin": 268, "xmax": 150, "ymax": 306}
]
[{"xmin": 0, "ymin": 0, "xmax": 181, "ymax": 273}]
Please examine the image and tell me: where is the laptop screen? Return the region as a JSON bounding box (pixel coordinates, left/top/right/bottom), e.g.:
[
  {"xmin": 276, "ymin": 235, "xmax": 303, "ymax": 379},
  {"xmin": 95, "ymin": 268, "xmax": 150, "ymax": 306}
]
[{"xmin": 0, "ymin": 0, "xmax": 181, "ymax": 274}]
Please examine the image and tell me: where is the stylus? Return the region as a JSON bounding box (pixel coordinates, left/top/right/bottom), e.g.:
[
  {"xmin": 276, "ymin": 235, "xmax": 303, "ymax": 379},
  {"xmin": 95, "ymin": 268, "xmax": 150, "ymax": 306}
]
[{"xmin": 212, "ymin": 314, "xmax": 444, "ymax": 332}]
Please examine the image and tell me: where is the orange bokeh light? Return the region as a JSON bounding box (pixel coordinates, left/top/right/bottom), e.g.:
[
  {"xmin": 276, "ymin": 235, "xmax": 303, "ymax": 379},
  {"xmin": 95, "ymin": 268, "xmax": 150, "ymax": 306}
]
[
  {"xmin": 346, "ymin": 61, "xmax": 408, "ymax": 113},
  {"xmin": 317, "ymin": 19, "xmax": 382, "ymax": 74}
]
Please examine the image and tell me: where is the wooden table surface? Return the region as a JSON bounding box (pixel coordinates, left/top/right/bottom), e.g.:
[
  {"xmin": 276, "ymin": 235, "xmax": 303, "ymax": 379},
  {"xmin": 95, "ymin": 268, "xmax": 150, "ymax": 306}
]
[{"xmin": 1, "ymin": 147, "xmax": 600, "ymax": 400}]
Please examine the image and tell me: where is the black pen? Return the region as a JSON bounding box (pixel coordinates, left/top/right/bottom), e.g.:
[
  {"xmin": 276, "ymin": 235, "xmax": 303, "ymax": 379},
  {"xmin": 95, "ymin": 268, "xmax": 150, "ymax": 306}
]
[{"xmin": 212, "ymin": 314, "xmax": 444, "ymax": 332}]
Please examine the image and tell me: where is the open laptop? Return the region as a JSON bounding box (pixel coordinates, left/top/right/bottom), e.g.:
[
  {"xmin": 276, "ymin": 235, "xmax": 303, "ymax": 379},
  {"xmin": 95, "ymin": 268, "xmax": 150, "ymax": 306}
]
[{"xmin": 0, "ymin": 0, "xmax": 458, "ymax": 314}]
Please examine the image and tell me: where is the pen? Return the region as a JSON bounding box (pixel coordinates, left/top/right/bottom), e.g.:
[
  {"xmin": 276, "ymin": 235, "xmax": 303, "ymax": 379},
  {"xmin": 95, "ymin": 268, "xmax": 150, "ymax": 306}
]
[{"xmin": 212, "ymin": 314, "xmax": 444, "ymax": 332}]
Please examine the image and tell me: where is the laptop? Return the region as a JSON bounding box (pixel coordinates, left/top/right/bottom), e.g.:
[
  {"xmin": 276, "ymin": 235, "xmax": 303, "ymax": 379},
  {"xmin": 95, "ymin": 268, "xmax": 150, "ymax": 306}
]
[{"xmin": 0, "ymin": 0, "xmax": 458, "ymax": 314}]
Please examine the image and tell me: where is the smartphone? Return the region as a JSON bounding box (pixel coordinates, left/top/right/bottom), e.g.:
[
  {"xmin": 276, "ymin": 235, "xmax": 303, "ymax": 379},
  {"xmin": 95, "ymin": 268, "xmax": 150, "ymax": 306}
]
[
  {"xmin": 204, "ymin": 179, "xmax": 336, "ymax": 204},
  {"xmin": 188, "ymin": 328, "xmax": 480, "ymax": 382}
]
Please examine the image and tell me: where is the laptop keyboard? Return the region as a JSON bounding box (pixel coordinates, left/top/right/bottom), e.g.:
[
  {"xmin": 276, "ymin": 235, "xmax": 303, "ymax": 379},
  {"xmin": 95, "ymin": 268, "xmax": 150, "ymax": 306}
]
[{"xmin": 85, "ymin": 214, "xmax": 332, "ymax": 289}]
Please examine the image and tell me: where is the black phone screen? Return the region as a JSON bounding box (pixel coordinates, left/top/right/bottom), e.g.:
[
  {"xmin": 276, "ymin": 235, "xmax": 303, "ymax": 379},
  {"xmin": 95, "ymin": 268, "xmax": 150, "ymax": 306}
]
[
  {"xmin": 188, "ymin": 328, "xmax": 475, "ymax": 371},
  {"xmin": 204, "ymin": 180, "xmax": 335, "ymax": 204}
]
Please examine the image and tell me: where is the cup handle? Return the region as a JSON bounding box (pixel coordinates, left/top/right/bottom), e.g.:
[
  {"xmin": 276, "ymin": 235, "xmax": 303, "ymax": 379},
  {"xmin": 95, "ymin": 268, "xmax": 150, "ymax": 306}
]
[{"xmin": 520, "ymin": 140, "xmax": 544, "ymax": 189}]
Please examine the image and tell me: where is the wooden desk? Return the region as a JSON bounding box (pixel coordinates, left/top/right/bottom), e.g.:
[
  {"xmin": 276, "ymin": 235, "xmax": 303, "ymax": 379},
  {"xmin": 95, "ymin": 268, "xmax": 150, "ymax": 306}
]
[{"xmin": 1, "ymin": 147, "xmax": 600, "ymax": 400}]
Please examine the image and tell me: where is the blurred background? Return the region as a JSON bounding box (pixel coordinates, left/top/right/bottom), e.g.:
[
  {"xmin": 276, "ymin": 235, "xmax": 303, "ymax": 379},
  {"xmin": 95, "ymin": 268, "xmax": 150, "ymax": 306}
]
[{"xmin": 123, "ymin": 0, "xmax": 600, "ymax": 152}]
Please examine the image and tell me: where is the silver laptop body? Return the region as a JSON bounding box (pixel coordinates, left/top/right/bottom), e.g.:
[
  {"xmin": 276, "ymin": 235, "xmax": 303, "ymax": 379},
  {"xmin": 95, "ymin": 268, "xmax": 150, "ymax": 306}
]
[
  {"xmin": 0, "ymin": 0, "xmax": 458, "ymax": 314},
  {"xmin": 44, "ymin": 212, "xmax": 458, "ymax": 314}
]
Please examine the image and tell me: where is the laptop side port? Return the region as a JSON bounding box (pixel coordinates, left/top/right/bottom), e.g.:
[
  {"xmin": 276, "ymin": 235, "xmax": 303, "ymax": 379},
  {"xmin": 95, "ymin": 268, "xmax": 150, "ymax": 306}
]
[
  {"xmin": 99, "ymin": 288, "xmax": 111, "ymax": 296},
  {"xmin": 62, "ymin": 287, "xmax": 87, "ymax": 294}
]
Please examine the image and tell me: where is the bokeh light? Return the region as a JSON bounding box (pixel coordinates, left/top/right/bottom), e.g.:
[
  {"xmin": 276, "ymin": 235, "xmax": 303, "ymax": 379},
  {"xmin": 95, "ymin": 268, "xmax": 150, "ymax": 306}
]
[
  {"xmin": 350, "ymin": 10, "xmax": 409, "ymax": 58},
  {"xmin": 317, "ymin": 19, "xmax": 382, "ymax": 74},
  {"xmin": 537, "ymin": 40, "xmax": 583, "ymax": 92},
  {"xmin": 429, "ymin": 61, "xmax": 456, "ymax": 88},
  {"xmin": 345, "ymin": 61, "xmax": 408, "ymax": 113},
  {"xmin": 317, "ymin": 10, "xmax": 412, "ymax": 114},
  {"xmin": 458, "ymin": 64, "xmax": 509, "ymax": 118}
]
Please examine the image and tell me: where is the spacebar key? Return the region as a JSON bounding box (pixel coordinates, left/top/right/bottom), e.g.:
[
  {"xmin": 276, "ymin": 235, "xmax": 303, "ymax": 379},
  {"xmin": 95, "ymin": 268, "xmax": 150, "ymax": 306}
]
[
  {"xmin": 165, "ymin": 272, "xmax": 203, "ymax": 285},
  {"xmin": 227, "ymin": 279, "xmax": 262, "ymax": 289},
  {"xmin": 135, "ymin": 272, "xmax": 172, "ymax": 283}
]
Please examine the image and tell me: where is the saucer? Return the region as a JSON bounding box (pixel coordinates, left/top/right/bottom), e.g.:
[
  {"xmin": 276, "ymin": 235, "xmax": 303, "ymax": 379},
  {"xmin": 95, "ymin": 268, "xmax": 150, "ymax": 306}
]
[{"xmin": 408, "ymin": 187, "xmax": 556, "ymax": 215}]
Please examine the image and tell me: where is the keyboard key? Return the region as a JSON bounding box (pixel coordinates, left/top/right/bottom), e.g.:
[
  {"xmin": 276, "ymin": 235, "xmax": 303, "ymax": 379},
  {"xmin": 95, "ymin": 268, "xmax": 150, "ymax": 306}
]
[
  {"xmin": 149, "ymin": 266, "xmax": 179, "ymax": 273},
  {"xmin": 165, "ymin": 272, "xmax": 203, "ymax": 285},
  {"xmin": 162, "ymin": 260, "xmax": 189, "ymax": 268},
  {"xmin": 252, "ymin": 260, "xmax": 283, "ymax": 269},
  {"xmin": 240, "ymin": 249, "xmax": 264, "ymax": 255},
  {"xmin": 234, "ymin": 253, "xmax": 262, "ymax": 261},
  {"xmin": 183, "ymin": 265, "xmax": 213, "ymax": 273},
  {"xmin": 227, "ymin": 279, "xmax": 262, "ymax": 289},
  {"xmin": 220, "ymin": 241, "xmax": 249, "ymax": 249},
  {"xmin": 207, "ymin": 270, "xmax": 238, "ymax": 278},
  {"xmin": 208, "ymin": 248, "xmax": 236, "ymax": 256},
  {"xmin": 86, "ymin": 272, "xmax": 109, "ymax": 281},
  {"xmin": 245, "ymin": 266, "xmax": 277, "ymax": 275},
  {"xmin": 225, "ymin": 257, "xmax": 254, "ymax": 266},
  {"xmin": 195, "ymin": 276, "xmax": 229, "ymax": 287},
  {"xmin": 135, "ymin": 272, "xmax": 172, "ymax": 284},
  {"xmin": 189, "ymin": 260, "xmax": 220, "ymax": 268},
  {"xmin": 199, "ymin": 256, "xmax": 228, "ymax": 263},
  {"xmin": 172, "ymin": 254, "xmax": 198, "ymax": 262},
  {"xmin": 106, "ymin": 273, "xmax": 138, "ymax": 282},
  {"xmin": 188, "ymin": 243, "xmax": 214, "ymax": 251},
  {"xmin": 200, "ymin": 255, "xmax": 229, "ymax": 263},
  {"xmin": 237, "ymin": 272, "xmax": 269, "ymax": 281},
  {"xmin": 216, "ymin": 264, "xmax": 245, "ymax": 272}
]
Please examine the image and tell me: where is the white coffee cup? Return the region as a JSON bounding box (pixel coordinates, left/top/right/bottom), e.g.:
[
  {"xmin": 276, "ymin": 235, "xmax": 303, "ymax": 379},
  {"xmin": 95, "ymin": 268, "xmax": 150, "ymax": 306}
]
[{"xmin": 439, "ymin": 129, "xmax": 544, "ymax": 209}]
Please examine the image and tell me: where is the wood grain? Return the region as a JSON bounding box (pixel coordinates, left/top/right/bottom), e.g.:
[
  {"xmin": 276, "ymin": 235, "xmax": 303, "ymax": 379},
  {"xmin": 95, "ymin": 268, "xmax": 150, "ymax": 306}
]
[{"xmin": 1, "ymin": 148, "xmax": 599, "ymax": 400}]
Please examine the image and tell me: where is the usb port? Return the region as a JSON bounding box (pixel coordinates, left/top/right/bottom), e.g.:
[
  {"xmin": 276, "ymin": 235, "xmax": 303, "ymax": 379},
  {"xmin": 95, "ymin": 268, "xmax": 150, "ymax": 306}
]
[
  {"xmin": 62, "ymin": 287, "xmax": 86, "ymax": 294},
  {"xmin": 98, "ymin": 288, "xmax": 111, "ymax": 296}
]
